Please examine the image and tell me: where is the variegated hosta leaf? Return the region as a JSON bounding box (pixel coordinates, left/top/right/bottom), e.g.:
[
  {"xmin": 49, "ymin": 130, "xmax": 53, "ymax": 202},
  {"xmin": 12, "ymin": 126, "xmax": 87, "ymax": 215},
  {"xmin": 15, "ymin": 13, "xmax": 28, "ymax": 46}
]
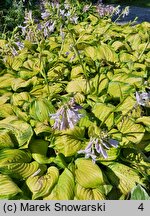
[
  {"xmin": 54, "ymin": 127, "xmax": 85, "ymax": 157},
  {"xmin": 26, "ymin": 166, "xmax": 59, "ymax": 200},
  {"xmin": 0, "ymin": 129, "xmax": 14, "ymax": 149},
  {"xmin": 44, "ymin": 168, "xmax": 75, "ymax": 200},
  {"xmin": 0, "ymin": 148, "xmax": 46, "ymax": 179},
  {"xmin": 29, "ymin": 140, "xmax": 54, "ymax": 164},
  {"xmin": 0, "ymin": 174, "xmax": 22, "ymax": 199},
  {"xmin": 117, "ymin": 117, "xmax": 145, "ymax": 144},
  {"xmin": 30, "ymin": 98, "xmax": 55, "ymax": 122},
  {"xmin": 75, "ymin": 183, "xmax": 108, "ymax": 200},
  {"xmin": 104, "ymin": 162, "xmax": 141, "ymax": 195},
  {"xmin": 0, "ymin": 117, "xmax": 33, "ymax": 147},
  {"xmin": 75, "ymin": 158, "xmax": 105, "ymax": 188}
]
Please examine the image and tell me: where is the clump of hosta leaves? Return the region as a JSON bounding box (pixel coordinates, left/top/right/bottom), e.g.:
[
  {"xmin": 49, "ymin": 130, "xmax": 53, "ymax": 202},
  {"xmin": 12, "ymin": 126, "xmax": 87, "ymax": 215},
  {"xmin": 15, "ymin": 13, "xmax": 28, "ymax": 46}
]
[{"xmin": 0, "ymin": 0, "xmax": 150, "ymax": 200}]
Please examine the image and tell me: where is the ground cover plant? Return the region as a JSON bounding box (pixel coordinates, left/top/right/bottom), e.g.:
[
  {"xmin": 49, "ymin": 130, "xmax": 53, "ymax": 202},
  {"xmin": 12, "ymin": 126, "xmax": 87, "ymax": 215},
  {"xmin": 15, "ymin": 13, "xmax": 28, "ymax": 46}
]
[{"xmin": 0, "ymin": 0, "xmax": 150, "ymax": 200}]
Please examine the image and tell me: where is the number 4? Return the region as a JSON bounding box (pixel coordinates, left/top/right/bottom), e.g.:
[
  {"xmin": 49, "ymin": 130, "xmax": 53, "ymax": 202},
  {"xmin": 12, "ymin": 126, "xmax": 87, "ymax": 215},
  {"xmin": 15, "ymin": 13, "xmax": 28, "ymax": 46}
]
[{"xmin": 138, "ymin": 203, "xmax": 144, "ymax": 211}]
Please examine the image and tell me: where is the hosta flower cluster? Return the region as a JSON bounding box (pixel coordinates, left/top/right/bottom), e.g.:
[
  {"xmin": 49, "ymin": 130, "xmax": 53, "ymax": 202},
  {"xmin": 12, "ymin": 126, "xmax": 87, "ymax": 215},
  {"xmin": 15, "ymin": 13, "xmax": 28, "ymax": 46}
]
[{"xmin": 0, "ymin": 0, "xmax": 150, "ymax": 201}]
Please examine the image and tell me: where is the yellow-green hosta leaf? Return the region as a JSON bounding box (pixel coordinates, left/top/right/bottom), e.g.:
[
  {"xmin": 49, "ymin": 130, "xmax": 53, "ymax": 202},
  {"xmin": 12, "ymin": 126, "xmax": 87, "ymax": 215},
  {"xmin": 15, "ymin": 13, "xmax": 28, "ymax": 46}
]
[
  {"xmin": 26, "ymin": 166, "xmax": 59, "ymax": 200},
  {"xmin": 117, "ymin": 117, "xmax": 145, "ymax": 144},
  {"xmin": 136, "ymin": 117, "xmax": 150, "ymax": 127},
  {"xmin": 34, "ymin": 122, "xmax": 52, "ymax": 135},
  {"xmin": 0, "ymin": 149, "xmax": 32, "ymax": 164},
  {"xmin": 75, "ymin": 158, "xmax": 105, "ymax": 188},
  {"xmin": 11, "ymin": 92, "xmax": 31, "ymax": 107},
  {"xmin": 0, "ymin": 93, "xmax": 12, "ymax": 105},
  {"xmin": 120, "ymin": 148, "xmax": 150, "ymax": 175},
  {"xmin": 66, "ymin": 79, "xmax": 90, "ymax": 94},
  {"xmin": 30, "ymin": 98, "xmax": 55, "ymax": 122},
  {"xmin": 75, "ymin": 183, "xmax": 106, "ymax": 200},
  {"xmin": 0, "ymin": 104, "xmax": 14, "ymax": 118},
  {"xmin": 0, "ymin": 74, "xmax": 14, "ymax": 89},
  {"xmin": 104, "ymin": 162, "xmax": 141, "ymax": 195},
  {"xmin": 0, "ymin": 130, "xmax": 14, "ymax": 149},
  {"xmin": 0, "ymin": 174, "xmax": 22, "ymax": 199},
  {"xmin": 97, "ymin": 44, "xmax": 118, "ymax": 62},
  {"xmin": 97, "ymin": 147, "xmax": 120, "ymax": 162},
  {"xmin": 112, "ymin": 41, "xmax": 124, "ymax": 51},
  {"xmin": 74, "ymin": 92, "xmax": 85, "ymax": 104},
  {"xmin": 70, "ymin": 65, "xmax": 84, "ymax": 79},
  {"xmin": 44, "ymin": 168, "xmax": 75, "ymax": 200},
  {"xmin": 115, "ymin": 96, "xmax": 136, "ymax": 115},
  {"xmin": 84, "ymin": 46, "xmax": 97, "ymax": 60},
  {"xmin": 11, "ymin": 77, "xmax": 37, "ymax": 92},
  {"xmin": 54, "ymin": 127, "xmax": 85, "ymax": 157},
  {"xmin": 0, "ymin": 39, "xmax": 7, "ymax": 48},
  {"xmin": 6, "ymin": 161, "xmax": 43, "ymax": 179},
  {"xmin": 29, "ymin": 140, "xmax": 54, "ymax": 164},
  {"xmin": 0, "ymin": 148, "xmax": 46, "ymax": 179},
  {"xmin": 119, "ymin": 52, "xmax": 137, "ymax": 62},
  {"xmin": 0, "ymin": 117, "xmax": 33, "ymax": 147},
  {"xmin": 107, "ymin": 81, "xmax": 133, "ymax": 99},
  {"xmin": 12, "ymin": 58, "xmax": 23, "ymax": 71},
  {"xmin": 120, "ymin": 148, "xmax": 149, "ymax": 164},
  {"xmin": 12, "ymin": 106, "xmax": 29, "ymax": 122},
  {"xmin": 111, "ymin": 73, "xmax": 143, "ymax": 88},
  {"xmin": 19, "ymin": 69, "xmax": 39, "ymax": 79},
  {"xmin": 92, "ymin": 103, "xmax": 114, "ymax": 128}
]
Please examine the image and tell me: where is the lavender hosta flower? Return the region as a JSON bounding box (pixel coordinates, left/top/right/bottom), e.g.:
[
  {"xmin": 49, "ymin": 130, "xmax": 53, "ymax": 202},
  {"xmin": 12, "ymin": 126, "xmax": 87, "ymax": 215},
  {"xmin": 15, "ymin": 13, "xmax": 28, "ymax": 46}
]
[
  {"xmin": 83, "ymin": 5, "xmax": 91, "ymax": 13},
  {"xmin": 65, "ymin": 11, "xmax": 70, "ymax": 17},
  {"xmin": 24, "ymin": 10, "xmax": 33, "ymax": 24},
  {"xmin": 48, "ymin": 22, "xmax": 55, "ymax": 33},
  {"xmin": 44, "ymin": 27, "xmax": 48, "ymax": 37},
  {"xmin": 60, "ymin": 9, "xmax": 65, "ymax": 16},
  {"xmin": 15, "ymin": 41, "xmax": 24, "ymax": 50},
  {"xmin": 114, "ymin": 5, "xmax": 121, "ymax": 15},
  {"xmin": 78, "ymin": 139, "xmax": 97, "ymax": 163},
  {"xmin": 78, "ymin": 137, "xmax": 119, "ymax": 162},
  {"xmin": 136, "ymin": 91, "xmax": 150, "ymax": 107},
  {"xmin": 19, "ymin": 26, "xmax": 27, "ymax": 36},
  {"xmin": 41, "ymin": 11, "xmax": 50, "ymax": 19},
  {"xmin": 122, "ymin": 6, "xmax": 129, "ymax": 18},
  {"xmin": 11, "ymin": 47, "xmax": 18, "ymax": 56},
  {"xmin": 64, "ymin": 3, "xmax": 70, "ymax": 10},
  {"xmin": 50, "ymin": 98, "xmax": 83, "ymax": 130},
  {"xmin": 70, "ymin": 16, "xmax": 78, "ymax": 24},
  {"xmin": 96, "ymin": 4, "xmax": 115, "ymax": 17}
]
